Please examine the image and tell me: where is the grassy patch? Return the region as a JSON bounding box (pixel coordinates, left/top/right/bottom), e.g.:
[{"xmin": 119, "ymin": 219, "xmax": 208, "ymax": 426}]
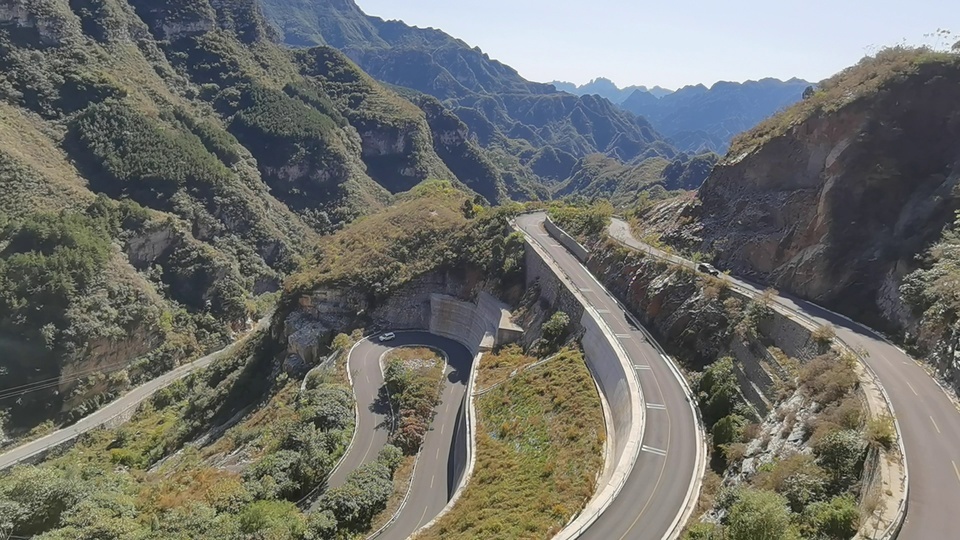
[
  {"xmin": 474, "ymin": 344, "xmax": 531, "ymax": 390},
  {"xmin": 418, "ymin": 347, "xmax": 604, "ymax": 539}
]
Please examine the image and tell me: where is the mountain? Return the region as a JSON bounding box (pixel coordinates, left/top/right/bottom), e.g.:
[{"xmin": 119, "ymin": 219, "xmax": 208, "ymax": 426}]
[
  {"xmin": 658, "ymin": 48, "xmax": 960, "ymax": 381},
  {"xmin": 259, "ymin": 0, "xmax": 679, "ymax": 182},
  {"xmin": 621, "ymin": 78, "xmax": 812, "ymax": 153},
  {"xmin": 547, "ymin": 78, "xmax": 670, "ymax": 104},
  {"xmin": 554, "ymin": 152, "xmax": 718, "ymax": 206},
  {"xmin": 0, "ymin": 0, "xmax": 510, "ymax": 434}
]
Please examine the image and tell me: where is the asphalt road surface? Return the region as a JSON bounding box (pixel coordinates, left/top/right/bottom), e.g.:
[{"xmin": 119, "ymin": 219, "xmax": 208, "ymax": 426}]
[
  {"xmin": 0, "ymin": 316, "xmax": 271, "ymax": 470},
  {"xmin": 609, "ymin": 217, "xmax": 960, "ymax": 539},
  {"xmin": 517, "ymin": 213, "xmax": 700, "ymax": 540},
  {"xmin": 324, "ymin": 331, "xmax": 473, "ymax": 540}
]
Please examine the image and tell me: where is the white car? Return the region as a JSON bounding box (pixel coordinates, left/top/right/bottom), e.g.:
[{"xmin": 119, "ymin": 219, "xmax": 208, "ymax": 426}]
[{"xmin": 378, "ymin": 332, "xmax": 396, "ymax": 342}]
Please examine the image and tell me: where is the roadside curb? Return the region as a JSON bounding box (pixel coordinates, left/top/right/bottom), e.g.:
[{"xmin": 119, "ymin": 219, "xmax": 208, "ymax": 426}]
[{"xmin": 516, "ymin": 217, "xmax": 647, "ymax": 540}]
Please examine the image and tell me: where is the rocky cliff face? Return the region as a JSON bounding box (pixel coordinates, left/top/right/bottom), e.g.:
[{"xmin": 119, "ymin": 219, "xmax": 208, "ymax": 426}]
[{"xmin": 690, "ymin": 57, "xmax": 960, "ymax": 331}]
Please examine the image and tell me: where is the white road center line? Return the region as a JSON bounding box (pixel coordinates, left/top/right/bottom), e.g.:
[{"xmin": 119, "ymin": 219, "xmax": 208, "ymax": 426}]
[
  {"xmin": 641, "ymin": 445, "xmax": 667, "ymax": 457},
  {"xmin": 906, "ymin": 381, "xmax": 919, "ymax": 396},
  {"xmin": 646, "ymin": 403, "xmax": 667, "ymax": 410},
  {"xmin": 616, "ymin": 334, "xmax": 632, "ymax": 339},
  {"xmin": 430, "ymin": 475, "xmax": 435, "ymax": 488},
  {"xmin": 931, "ymin": 416, "xmax": 942, "ymax": 434},
  {"xmin": 597, "ymin": 309, "xmax": 611, "ymax": 314},
  {"xmin": 953, "ymin": 461, "xmax": 960, "ymax": 485},
  {"xmin": 634, "ymin": 365, "xmax": 652, "ymax": 370},
  {"xmin": 436, "ymin": 447, "xmax": 440, "ymax": 459}
]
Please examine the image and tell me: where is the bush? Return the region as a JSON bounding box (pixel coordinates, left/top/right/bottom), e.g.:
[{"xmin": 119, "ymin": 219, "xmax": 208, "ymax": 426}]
[
  {"xmin": 801, "ymin": 495, "xmax": 860, "ymax": 539},
  {"xmin": 814, "ymin": 430, "xmax": 866, "ymax": 494},
  {"xmin": 865, "ymin": 415, "xmax": 896, "ymax": 451},
  {"xmin": 541, "ymin": 311, "xmax": 571, "ymax": 347},
  {"xmin": 812, "ymin": 324, "xmax": 836, "ymax": 346},
  {"xmin": 726, "ymin": 489, "xmax": 800, "ymax": 540}
]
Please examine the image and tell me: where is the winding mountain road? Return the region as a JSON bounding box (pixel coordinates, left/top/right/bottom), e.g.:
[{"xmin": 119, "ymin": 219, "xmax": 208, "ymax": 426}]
[
  {"xmin": 609, "ymin": 218, "xmax": 960, "ymax": 539},
  {"xmin": 0, "ymin": 316, "xmax": 270, "ymax": 470},
  {"xmin": 325, "ymin": 331, "xmax": 473, "ymax": 540},
  {"xmin": 517, "ymin": 213, "xmax": 702, "ymax": 540}
]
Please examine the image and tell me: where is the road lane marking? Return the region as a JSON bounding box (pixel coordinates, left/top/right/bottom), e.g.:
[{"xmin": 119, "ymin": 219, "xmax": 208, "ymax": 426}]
[
  {"xmin": 430, "ymin": 475, "xmax": 435, "ymax": 488},
  {"xmin": 436, "ymin": 448, "xmax": 440, "ymax": 459},
  {"xmin": 597, "ymin": 309, "xmax": 611, "ymax": 314},
  {"xmin": 579, "ymin": 287, "xmax": 593, "ymax": 292},
  {"xmin": 642, "ymin": 445, "xmax": 667, "ymax": 457},
  {"xmin": 634, "ymin": 365, "xmax": 652, "ymax": 370},
  {"xmin": 616, "ymin": 334, "xmax": 632, "ymax": 339},
  {"xmin": 364, "ymin": 371, "xmax": 369, "ymax": 384},
  {"xmin": 415, "ymin": 505, "xmax": 430, "ymax": 529},
  {"xmin": 905, "ymin": 381, "xmax": 918, "ymax": 396},
  {"xmin": 441, "ymin": 423, "xmax": 445, "ymax": 435},
  {"xmin": 954, "ymin": 461, "xmax": 960, "ymax": 485},
  {"xmin": 646, "ymin": 403, "xmax": 667, "ymax": 410},
  {"xmin": 930, "ymin": 416, "xmax": 942, "ymax": 434}
]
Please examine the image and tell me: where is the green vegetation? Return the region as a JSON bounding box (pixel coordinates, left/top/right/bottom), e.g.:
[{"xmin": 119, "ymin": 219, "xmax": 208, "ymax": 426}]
[
  {"xmin": 285, "ymin": 181, "xmax": 526, "ymax": 303},
  {"xmin": 547, "ymin": 200, "xmax": 614, "ymax": 239},
  {"xmin": 730, "ymin": 46, "xmax": 960, "ymax": 157},
  {"xmin": 419, "ymin": 347, "xmax": 604, "ymax": 539},
  {"xmin": 383, "ymin": 347, "xmax": 445, "ymax": 454}
]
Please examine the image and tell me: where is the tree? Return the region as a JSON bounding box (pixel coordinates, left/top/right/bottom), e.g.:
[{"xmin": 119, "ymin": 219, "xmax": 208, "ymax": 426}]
[
  {"xmin": 726, "ymin": 489, "xmax": 800, "ymax": 540},
  {"xmin": 542, "ymin": 311, "xmax": 570, "ymax": 345}
]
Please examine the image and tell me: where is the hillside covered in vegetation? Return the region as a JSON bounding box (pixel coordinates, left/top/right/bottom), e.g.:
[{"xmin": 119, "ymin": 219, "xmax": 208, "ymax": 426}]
[
  {"xmin": 0, "ymin": 0, "xmax": 520, "ymax": 438},
  {"xmin": 259, "ymin": 0, "xmax": 681, "ymax": 185}
]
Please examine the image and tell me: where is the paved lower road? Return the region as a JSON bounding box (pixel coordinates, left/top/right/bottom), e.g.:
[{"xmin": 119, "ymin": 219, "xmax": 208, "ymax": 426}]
[
  {"xmin": 0, "ymin": 316, "xmax": 270, "ymax": 470},
  {"xmin": 324, "ymin": 331, "xmax": 474, "ymax": 540},
  {"xmin": 517, "ymin": 213, "xmax": 701, "ymax": 540},
  {"xmin": 610, "ymin": 218, "xmax": 960, "ymax": 539}
]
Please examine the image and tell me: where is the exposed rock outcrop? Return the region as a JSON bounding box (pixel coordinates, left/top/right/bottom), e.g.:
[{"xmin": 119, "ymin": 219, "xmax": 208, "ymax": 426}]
[{"xmin": 686, "ymin": 58, "xmax": 960, "ymax": 331}]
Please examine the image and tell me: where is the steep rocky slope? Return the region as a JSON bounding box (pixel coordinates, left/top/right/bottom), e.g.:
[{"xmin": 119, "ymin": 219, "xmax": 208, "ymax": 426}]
[
  {"xmin": 654, "ymin": 49, "xmax": 960, "ymax": 351},
  {"xmin": 0, "ymin": 0, "xmax": 504, "ymax": 435}
]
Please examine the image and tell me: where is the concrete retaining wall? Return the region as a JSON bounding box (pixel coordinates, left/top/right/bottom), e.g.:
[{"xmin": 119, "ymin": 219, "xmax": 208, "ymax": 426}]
[
  {"xmin": 545, "ymin": 217, "xmax": 589, "ymax": 262},
  {"xmin": 517, "ymin": 223, "xmax": 645, "ymax": 538}
]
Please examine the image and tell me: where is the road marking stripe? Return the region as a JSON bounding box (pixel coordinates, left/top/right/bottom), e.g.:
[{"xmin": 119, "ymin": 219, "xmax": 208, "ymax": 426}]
[
  {"xmin": 954, "ymin": 461, "xmax": 960, "ymax": 485},
  {"xmin": 634, "ymin": 365, "xmax": 652, "ymax": 370},
  {"xmin": 906, "ymin": 381, "xmax": 918, "ymax": 396},
  {"xmin": 436, "ymin": 448, "xmax": 440, "ymax": 459},
  {"xmin": 642, "ymin": 445, "xmax": 667, "ymax": 457},
  {"xmin": 441, "ymin": 423, "xmax": 445, "ymax": 435},
  {"xmin": 646, "ymin": 403, "xmax": 667, "ymax": 410},
  {"xmin": 430, "ymin": 475, "xmax": 435, "ymax": 488},
  {"xmin": 930, "ymin": 416, "xmax": 942, "ymax": 434},
  {"xmin": 579, "ymin": 287, "xmax": 593, "ymax": 292},
  {"xmin": 596, "ymin": 309, "xmax": 611, "ymax": 314},
  {"xmin": 616, "ymin": 334, "xmax": 632, "ymax": 339}
]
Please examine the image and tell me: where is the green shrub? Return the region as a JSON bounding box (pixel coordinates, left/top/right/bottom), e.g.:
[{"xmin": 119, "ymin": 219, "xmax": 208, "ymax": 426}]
[{"xmin": 801, "ymin": 495, "xmax": 860, "ymax": 539}]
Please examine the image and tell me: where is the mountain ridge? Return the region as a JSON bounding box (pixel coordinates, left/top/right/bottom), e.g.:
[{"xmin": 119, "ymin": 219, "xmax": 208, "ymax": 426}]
[{"xmin": 259, "ymin": 0, "xmax": 681, "ymax": 182}]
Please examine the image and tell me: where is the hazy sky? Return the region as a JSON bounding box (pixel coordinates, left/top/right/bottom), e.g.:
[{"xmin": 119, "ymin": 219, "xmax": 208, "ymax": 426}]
[{"xmin": 355, "ymin": 0, "xmax": 958, "ymax": 89}]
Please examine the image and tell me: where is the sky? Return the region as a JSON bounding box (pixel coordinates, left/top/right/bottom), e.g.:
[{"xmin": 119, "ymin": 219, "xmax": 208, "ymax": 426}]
[{"xmin": 355, "ymin": 0, "xmax": 959, "ymax": 89}]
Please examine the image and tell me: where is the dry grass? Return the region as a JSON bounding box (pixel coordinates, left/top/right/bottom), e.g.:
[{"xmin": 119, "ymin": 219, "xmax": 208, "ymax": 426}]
[
  {"xmin": 729, "ymin": 47, "xmax": 959, "ymax": 157},
  {"xmin": 474, "ymin": 344, "xmax": 532, "ymax": 390},
  {"xmin": 418, "ymin": 348, "xmax": 604, "ymax": 540}
]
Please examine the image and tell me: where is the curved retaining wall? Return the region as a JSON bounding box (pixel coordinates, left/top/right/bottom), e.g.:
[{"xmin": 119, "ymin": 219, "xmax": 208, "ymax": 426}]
[{"xmin": 519, "ymin": 224, "xmax": 645, "ymax": 538}]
